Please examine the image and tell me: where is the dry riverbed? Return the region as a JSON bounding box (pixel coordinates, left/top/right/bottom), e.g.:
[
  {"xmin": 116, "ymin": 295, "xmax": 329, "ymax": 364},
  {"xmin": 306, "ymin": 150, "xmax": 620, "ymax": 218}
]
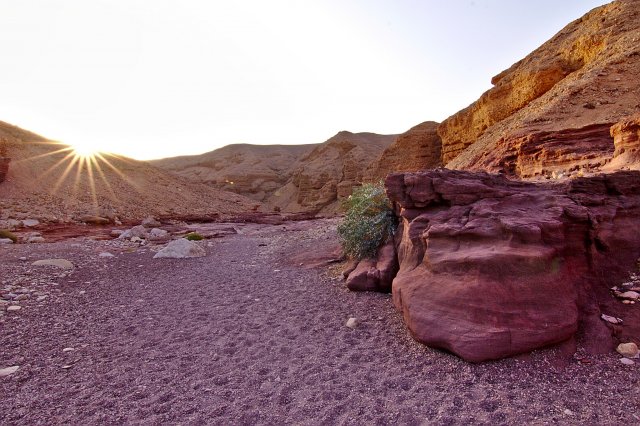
[{"xmin": 1, "ymin": 219, "xmax": 639, "ymax": 424}]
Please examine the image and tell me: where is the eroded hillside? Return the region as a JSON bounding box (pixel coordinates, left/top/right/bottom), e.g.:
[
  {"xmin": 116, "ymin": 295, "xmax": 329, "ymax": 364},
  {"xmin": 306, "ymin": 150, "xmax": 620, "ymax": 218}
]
[
  {"xmin": 442, "ymin": 0, "xmax": 640, "ymax": 178},
  {"xmin": 0, "ymin": 121, "xmax": 260, "ymax": 223}
]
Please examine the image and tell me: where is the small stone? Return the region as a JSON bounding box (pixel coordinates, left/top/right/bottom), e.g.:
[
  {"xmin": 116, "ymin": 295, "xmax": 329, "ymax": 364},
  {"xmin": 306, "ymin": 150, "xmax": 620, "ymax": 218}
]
[
  {"xmin": 563, "ymin": 409, "xmax": 574, "ymax": 416},
  {"xmin": 21, "ymin": 219, "xmax": 39, "ymax": 227},
  {"xmin": 141, "ymin": 216, "xmax": 161, "ymax": 228},
  {"xmin": 98, "ymin": 252, "xmax": 115, "ymax": 258},
  {"xmin": 616, "ymin": 342, "xmax": 639, "ymax": 358},
  {"xmin": 61, "ymin": 365, "xmax": 73, "ymax": 370},
  {"xmin": 19, "ymin": 257, "xmax": 27, "ymax": 261},
  {"xmin": 0, "ymin": 238, "xmax": 13, "ymax": 245},
  {"xmin": 601, "ymin": 313, "xmax": 623, "ymax": 324},
  {"xmin": 62, "ymin": 347, "xmax": 74, "ymax": 352},
  {"xmin": 346, "ymin": 317, "xmax": 358, "ymax": 329},
  {"xmin": 153, "ymin": 238, "xmax": 206, "ymax": 259},
  {"xmin": 0, "ymin": 366, "xmax": 19, "ymax": 377},
  {"xmin": 79, "ymin": 291, "xmax": 86, "ymax": 295},
  {"xmin": 130, "ymin": 236, "xmax": 144, "ymax": 243},
  {"xmin": 110, "ymin": 229, "xmax": 124, "ymax": 237},
  {"xmin": 14, "ymin": 294, "xmax": 29, "ymax": 301},
  {"xmin": 7, "ymin": 305, "xmax": 21, "ymax": 312},
  {"xmin": 620, "ymin": 358, "xmax": 635, "ymax": 365},
  {"xmin": 27, "ymin": 236, "xmax": 45, "ymax": 244},
  {"xmin": 619, "ymin": 291, "xmax": 640, "ymax": 300},
  {"xmin": 32, "ymin": 259, "xmax": 74, "ymax": 270},
  {"xmin": 36, "ymin": 296, "xmax": 47, "ymax": 302}
]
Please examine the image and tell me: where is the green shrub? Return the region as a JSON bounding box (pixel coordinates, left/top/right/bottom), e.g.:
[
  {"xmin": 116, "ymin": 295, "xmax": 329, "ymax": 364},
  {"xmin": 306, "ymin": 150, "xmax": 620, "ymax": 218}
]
[
  {"xmin": 337, "ymin": 182, "xmax": 397, "ymax": 260},
  {"xmin": 184, "ymin": 232, "xmax": 204, "ymax": 241},
  {"xmin": 0, "ymin": 229, "xmax": 18, "ymax": 243}
]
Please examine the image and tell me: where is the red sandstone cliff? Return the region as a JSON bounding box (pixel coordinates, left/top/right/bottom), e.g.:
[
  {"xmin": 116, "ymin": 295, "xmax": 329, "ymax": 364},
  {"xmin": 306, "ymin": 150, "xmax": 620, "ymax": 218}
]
[{"xmin": 441, "ymin": 0, "xmax": 640, "ymax": 178}]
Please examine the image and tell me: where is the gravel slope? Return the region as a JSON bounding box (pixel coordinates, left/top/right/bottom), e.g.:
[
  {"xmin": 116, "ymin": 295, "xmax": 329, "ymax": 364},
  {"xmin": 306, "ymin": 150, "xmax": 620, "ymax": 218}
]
[{"xmin": 1, "ymin": 219, "xmax": 638, "ymax": 425}]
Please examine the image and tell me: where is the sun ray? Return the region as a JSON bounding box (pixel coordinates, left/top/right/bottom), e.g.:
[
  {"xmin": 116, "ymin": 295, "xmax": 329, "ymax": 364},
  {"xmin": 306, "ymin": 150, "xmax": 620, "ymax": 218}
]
[
  {"xmin": 90, "ymin": 155, "xmax": 119, "ymax": 202},
  {"xmin": 13, "ymin": 146, "xmax": 74, "ymax": 164},
  {"xmin": 84, "ymin": 155, "xmax": 99, "ymax": 211},
  {"xmin": 95, "ymin": 152, "xmax": 142, "ymax": 192},
  {"xmin": 35, "ymin": 151, "xmax": 77, "ymax": 184},
  {"xmin": 51, "ymin": 153, "xmax": 81, "ymax": 195}
]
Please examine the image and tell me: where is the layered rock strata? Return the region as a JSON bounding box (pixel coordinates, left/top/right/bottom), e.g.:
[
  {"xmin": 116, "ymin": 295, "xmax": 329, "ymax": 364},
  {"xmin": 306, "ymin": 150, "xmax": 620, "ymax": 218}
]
[
  {"xmin": 444, "ymin": 0, "xmax": 640, "ymax": 174},
  {"xmin": 366, "ymin": 169, "xmax": 640, "ymax": 362},
  {"xmin": 366, "ymin": 121, "xmax": 442, "ymax": 181}
]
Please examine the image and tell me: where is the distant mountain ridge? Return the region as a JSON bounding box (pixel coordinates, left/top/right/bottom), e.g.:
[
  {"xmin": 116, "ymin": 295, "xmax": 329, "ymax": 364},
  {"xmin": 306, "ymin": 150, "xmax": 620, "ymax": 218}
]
[{"xmin": 152, "ymin": 131, "xmax": 397, "ymax": 213}]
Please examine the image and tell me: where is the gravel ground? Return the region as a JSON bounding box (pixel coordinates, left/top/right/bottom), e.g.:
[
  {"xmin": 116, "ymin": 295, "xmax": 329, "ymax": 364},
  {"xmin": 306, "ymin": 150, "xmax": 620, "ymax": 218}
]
[{"xmin": 1, "ymin": 219, "xmax": 639, "ymax": 425}]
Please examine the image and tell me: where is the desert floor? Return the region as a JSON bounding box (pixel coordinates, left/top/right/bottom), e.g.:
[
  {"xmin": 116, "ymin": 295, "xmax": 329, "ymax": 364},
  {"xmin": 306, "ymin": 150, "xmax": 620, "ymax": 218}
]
[{"xmin": 1, "ymin": 219, "xmax": 638, "ymax": 425}]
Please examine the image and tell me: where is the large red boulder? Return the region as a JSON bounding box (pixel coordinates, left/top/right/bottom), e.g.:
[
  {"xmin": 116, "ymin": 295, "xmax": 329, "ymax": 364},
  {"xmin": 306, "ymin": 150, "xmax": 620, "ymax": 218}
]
[{"xmin": 385, "ymin": 169, "xmax": 640, "ymax": 362}]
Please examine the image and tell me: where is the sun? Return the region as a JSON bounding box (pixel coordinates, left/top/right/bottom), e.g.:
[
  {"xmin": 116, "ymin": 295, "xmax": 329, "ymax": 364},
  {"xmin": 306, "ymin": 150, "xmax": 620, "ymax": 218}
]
[{"xmin": 69, "ymin": 140, "xmax": 103, "ymax": 159}]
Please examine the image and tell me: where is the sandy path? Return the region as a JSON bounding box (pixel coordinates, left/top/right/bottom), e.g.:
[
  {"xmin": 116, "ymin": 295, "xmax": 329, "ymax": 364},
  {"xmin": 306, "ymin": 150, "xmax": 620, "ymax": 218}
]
[{"xmin": 1, "ymin": 219, "xmax": 639, "ymax": 424}]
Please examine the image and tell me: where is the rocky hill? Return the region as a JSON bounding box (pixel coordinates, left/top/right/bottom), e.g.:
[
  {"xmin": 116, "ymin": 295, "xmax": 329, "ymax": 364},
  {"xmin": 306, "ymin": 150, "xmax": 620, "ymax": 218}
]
[
  {"xmin": 0, "ymin": 121, "xmax": 260, "ymax": 224},
  {"xmin": 441, "ymin": 0, "xmax": 640, "ymax": 178},
  {"xmin": 154, "ymin": 131, "xmax": 396, "ymax": 214},
  {"xmin": 151, "ymin": 144, "xmax": 315, "ymax": 203},
  {"xmin": 365, "ymin": 121, "xmax": 442, "ymax": 182}
]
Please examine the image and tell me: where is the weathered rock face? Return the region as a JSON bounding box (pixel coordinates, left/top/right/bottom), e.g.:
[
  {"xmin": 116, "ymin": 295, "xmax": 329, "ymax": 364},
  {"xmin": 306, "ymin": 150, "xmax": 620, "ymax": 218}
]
[
  {"xmin": 0, "ymin": 158, "xmax": 9, "ymax": 183},
  {"xmin": 384, "ymin": 169, "xmax": 640, "ymax": 362},
  {"xmin": 268, "ymin": 131, "xmax": 396, "ymax": 213},
  {"xmin": 366, "ymin": 122, "xmax": 442, "ymax": 181},
  {"xmin": 610, "ymin": 113, "xmax": 640, "ymax": 160},
  {"xmin": 444, "ymin": 0, "xmax": 640, "ymax": 175},
  {"xmin": 479, "ymin": 123, "xmax": 615, "ymax": 178}
]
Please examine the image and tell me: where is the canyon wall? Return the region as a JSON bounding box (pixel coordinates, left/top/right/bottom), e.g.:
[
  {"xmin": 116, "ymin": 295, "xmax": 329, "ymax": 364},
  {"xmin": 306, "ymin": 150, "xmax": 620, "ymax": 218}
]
[{"xmin": 378, "ymin": 168, "xmax": 640, "ymax": 362}]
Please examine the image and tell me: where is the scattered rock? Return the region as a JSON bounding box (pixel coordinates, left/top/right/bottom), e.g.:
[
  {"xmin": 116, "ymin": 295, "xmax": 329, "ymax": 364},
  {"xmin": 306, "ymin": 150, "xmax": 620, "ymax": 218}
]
[
  {"xmin": 130, "ymin": 236, "xmax": 144, "ymax": 244},
  {"xmin": 141, "ymin": 216, "xmax": 161, "ymax": 228},
  {"xmin": 32, "ymin": 259, "xmax": 74, "ymax": 270},
  {"xmin": 78, "ymin": 215, "xmax": 110, "ymax": 225},
  {"xmin": 21, "ymin": 219, "xmax": 39, "ymax": 227},
  {"xmin": 153, "ymin": 238, "xmax": 206, "ymax": 259},
  {"xmin": 36, "ymin": 296, "xmax": 47, "ymax": 302},
  {"xmin": 118, "ymin": 225, "xmax": 147, "ymax": 240},
  {"xmin": 98, "ymin": 252, "xmax": 115, "ymax": 258},
  {"xmin": 563, "ymin": 409, "xmax": 575, "ymax": 416},
  {"xmin": 0, "ymin": 366, "xmax": 19, "ymax": 377},
  {"xmin": 616, "ymin": 342, "xmax": 639, "ymax": 358},
  {"xmin": 7, "ymin": 305, "xmax": 21, "ymax": 312},
  {"xmin": 618, "ymin": 291, "xmax": 640, "ymax": 300},
  {"xmin": 0, "ymin": 238, "xmax": 13, "ymax": 244},
  {"xmin": 110, "ymin": 229, "xmax": 124, "ymax": 237},
  {"xmin": 620, "ymin": 358, "xmax": 635, "ymax": 366},
  {"xmin": 345, "ymin": 317, "xmax": 358, "ymax": 329},
  {"xmin": 148, "ymin": 228, "xmax": 169, "ymax": 241},
  {"xmin": 62, "ymin": 347, "xmax": 75, "ymax": 352},
  {"xmin": 601, "ymin": 314, "xmax": 624, "ymax": 325},
  {"xmin": 27, "ymin": 236, "xmax": 45, "ymax": 244}
]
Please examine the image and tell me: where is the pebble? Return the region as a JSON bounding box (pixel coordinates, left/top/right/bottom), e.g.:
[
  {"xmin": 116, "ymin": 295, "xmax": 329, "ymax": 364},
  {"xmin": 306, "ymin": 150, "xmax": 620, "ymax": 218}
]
[
  {"xmin": 616, "ymin": 342, "xmax": 639, "ymax": 358},
  {"xmin": 620, "ymin": 358, "xmax": 635, "ymax": 365},
  {"xmin": 563, "ymin": 409, "xmax": 574, "ymax": 416},
  {"xmin": 7, "ymin": 306, "xmax": 21, "ymax": 312},
  {"xmin": 61, "ymin": 365, "xmax": 73, "ymax": 370},
  {"xmin": 346, "ymin": 317, "xmax": 358, "ymax": 329},
  {"xmin": 98, "ymin": 252, "xmax": 115, "ymax": 258},
  {"xmin": 62, "ymin": 347, "xmax": 75, "ymax": 352},
  {"xmin": 32, "ymin": 259, "xmax": 74, "ymax": 270},
  {"xmin": 0, "ymin": 366, "xmax": 19, "ymax": 377},
  {"xmin": 79, "ymin": 291, "xmax": 86, "ymax": 295},
  {"xmin": 36, "ymin": 296, "xmax": 47, "ymax": 302},
  {"xmin": 600, "ymin": 313, "xmax": 623, "ymax": 324}
]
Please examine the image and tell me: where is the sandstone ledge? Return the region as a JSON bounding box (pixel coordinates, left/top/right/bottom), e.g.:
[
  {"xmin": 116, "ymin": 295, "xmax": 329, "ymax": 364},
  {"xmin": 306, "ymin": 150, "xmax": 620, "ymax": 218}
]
[{"xmin": 376, "ymin": 169, "xmax": 640, "ymax": 362}]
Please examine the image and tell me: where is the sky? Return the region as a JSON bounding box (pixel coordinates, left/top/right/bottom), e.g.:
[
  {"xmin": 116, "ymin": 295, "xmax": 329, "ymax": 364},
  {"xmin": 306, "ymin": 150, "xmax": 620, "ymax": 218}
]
[{"xmin": 0, "ymin": 0, "xmax": 608, "ymax": 160}]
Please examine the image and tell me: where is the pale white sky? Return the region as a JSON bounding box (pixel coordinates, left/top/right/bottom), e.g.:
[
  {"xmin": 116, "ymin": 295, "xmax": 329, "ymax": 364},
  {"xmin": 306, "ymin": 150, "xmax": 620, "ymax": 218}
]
[{"xmin": 0, "ymin": 0, "xmax": 607, "ymax": 160}]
